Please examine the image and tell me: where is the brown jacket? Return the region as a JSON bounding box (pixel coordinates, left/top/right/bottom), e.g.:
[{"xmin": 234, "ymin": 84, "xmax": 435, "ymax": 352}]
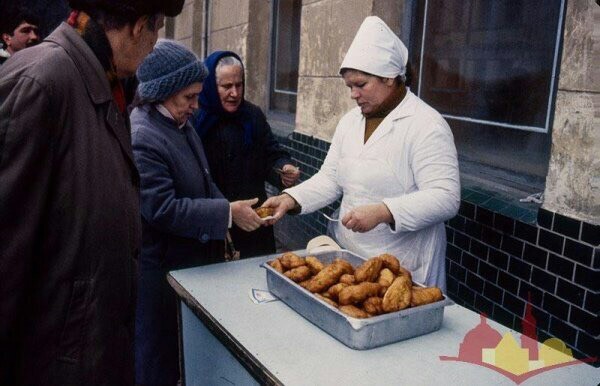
[{"xmin": 0, "ymin": 23, "xmax": 140, "ymax": 385}]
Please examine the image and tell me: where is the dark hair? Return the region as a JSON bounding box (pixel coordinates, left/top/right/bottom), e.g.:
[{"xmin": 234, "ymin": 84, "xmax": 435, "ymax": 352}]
[
  {"xmin": 82, "ymin": 8, "xmax": 159, "ymax": 31},
  {"xmin": 68, "ymin": 0, "xmax": 184, "ymax": 30},
  {"xmin": 340, "ymin": 65, "xmax": 413, "ymax": 87},
  {"xmin": 1, "ymin": 6, "xmax": 40, "ymax": 36}
]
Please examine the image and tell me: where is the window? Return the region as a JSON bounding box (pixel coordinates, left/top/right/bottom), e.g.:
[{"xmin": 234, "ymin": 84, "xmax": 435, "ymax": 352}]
[
  {"xmin": 408, "ymin": 0, "xmax": 565, "ymax": 187},
  {"xmin": 270, "ymin": 0, "xmax": 301, "ymax": 114}
]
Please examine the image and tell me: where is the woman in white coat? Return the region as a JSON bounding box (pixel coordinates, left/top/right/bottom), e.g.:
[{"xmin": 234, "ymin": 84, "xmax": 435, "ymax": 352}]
[{"xmin": 263, "ymin": 16, "xmax": 460, "ymax": 289}]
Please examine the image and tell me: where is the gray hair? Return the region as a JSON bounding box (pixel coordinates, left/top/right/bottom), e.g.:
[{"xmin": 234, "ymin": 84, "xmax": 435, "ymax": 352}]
[{"xmin": 216, "ymin": 55, "xmax": 243, "ymax": 73}]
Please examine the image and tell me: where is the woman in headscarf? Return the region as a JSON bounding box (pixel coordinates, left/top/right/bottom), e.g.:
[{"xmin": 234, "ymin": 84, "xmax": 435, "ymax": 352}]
[
  {"xmin": 130, "ymin": 40, "xmax": 262, "ymax": 386},
  {"xmin": 263, "ymin": 16, "xmax": 460, "ymax": 290},
  {"xmin": 193, "ymin": 51, "xmax": 300, "ymax": 258}
]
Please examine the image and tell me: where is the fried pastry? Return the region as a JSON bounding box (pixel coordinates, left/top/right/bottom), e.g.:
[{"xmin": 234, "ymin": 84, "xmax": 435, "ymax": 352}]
[
  {"xmin": 378, "ymin": 253, "xmax": 400, "ymax": 275},
  {"xmin": 382, "ymin": 275, "xmax": 412, "ymax": 312},
  {"xmin": 339, "ymin": 274, "xmax": 356, "ymax": 285},
  {"xmin": 284, "ymin": 265, "xmax": 312, "ymax": 282},
  {"xmin": 325, "ymin": 282, "xmax": 348, "ymax": 301},
  {"xmin": 254, "ymin": 206, "xmax": 274, "ymax": 218},
  {"xmin": 339, "ymin": 305, "xmax": 370, "ymax": 319},
  {"xmin": 305, "ymin": 263, "xmax": 347, "ymax": 293},
  {"xmin": 338, "ymin": 282, "xmax": 381, "ymax": 306},
  {"xmin": 306, "ymin": 255, "xmax": 325, "ymax": 275},
  {"xmin": 315, "ymin": 293, "xmax": 338, "ymax": 308},
  {"xmin": 354, "ymin": 257, "xmax": 382, "ymax": 283},
  {"xmin": 363, "ymin": 296, "xmax": 384, "ymax": 315},
  {"xmin": 410, "ymin": 286, "xmax": 443, "ymax": 307},
  {"xmin": 269, "ymin": 258, "xmax": 284, "ymax": 273},
  {"xmin": 280, "ymin": 252, "xmax": 306, "ymax": 270}
]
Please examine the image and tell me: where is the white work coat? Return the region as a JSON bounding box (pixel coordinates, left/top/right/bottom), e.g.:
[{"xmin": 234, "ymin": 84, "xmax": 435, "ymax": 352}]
[{"xmin": 285, "ymin": 90, "xmax": 460, "ymax": 290}]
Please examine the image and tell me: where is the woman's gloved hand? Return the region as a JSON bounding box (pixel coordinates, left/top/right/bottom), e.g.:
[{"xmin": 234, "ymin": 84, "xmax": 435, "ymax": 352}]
[
  {"xmin": 342, "ymin": 203, "xmax": 393, "ymax": 233},
  {"xmin": 230, "ymin": 198, "xmax": 261, "ymax": 231}
]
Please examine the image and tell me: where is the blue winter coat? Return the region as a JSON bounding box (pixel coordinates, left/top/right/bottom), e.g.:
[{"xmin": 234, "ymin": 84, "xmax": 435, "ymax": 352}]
[{"xmin": 130, "ymin": 104, "xmax": 229, "ymax": 385}]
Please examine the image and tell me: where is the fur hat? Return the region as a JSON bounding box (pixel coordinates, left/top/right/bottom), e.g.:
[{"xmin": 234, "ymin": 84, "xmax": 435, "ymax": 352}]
[
  {"xmin": 136, "ymin": 39, "xmax": 208, "ymax": 102},
  {"xmin": 68, "ymin": 0, "xmax": 184, "ymax": 18}
]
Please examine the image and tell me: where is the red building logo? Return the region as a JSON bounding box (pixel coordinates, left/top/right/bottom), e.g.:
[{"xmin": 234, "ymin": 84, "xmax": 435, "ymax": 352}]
[{"xmin": 440, "ymin": 299, "xmax": 596, "ymax": 384}]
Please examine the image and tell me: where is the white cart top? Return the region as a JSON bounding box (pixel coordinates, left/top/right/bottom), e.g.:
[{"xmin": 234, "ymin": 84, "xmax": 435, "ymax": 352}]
[{"xmin": 169, "ymin": 253, "xmax": 599, "ymax": 386}]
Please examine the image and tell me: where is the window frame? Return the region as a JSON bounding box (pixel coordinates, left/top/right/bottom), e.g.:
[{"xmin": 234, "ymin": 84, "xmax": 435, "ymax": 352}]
[
  {"xmin": 413, "ymin": 0, "xmax": 566, "ymax": 134},
  {"xmin": 268, "ymin": 0, "xmax": 301, "ymax": 116}
]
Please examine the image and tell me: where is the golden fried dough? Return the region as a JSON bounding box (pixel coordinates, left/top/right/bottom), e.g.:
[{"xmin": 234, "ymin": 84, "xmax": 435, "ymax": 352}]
[
  {"xmin": 339, "ymin": 274, "xmax": 356, "ymax": 285},
  {"xmin": 397, "ymin": 265, "xmax": 412, "ymax": 282},
  {"xmin": 363, "ymin": 297, "xmax": 384, "ymax": 315},
  {"xmin": 378, "ymin": 253, "xmax": 400, "ymax": 275},
  {"xmin": 315, "ymin": 293, "xmax": 338, "ymax": 308},
  {"xmin": 305, "ymin": 263, "xmax": 347, "ymax": 293},
  {"xmin": 377, "ymin": 268, "xmax": 395, "ymax": 288},
  {"xmin": 306, "ymin": 255, "xmax": 325, "ymax": 275},
  {"xmin": 338, "ymin": 282, "xmax": 381, "ymax": 306},
  {"xmin": 325, "ymin": 283, "xmax": 348, "ymax": 301},
  {"xmin": 284, "ymin": 265, "xmax": 312, "ymax": 282},
  {"xmin": 339, "ymin": 305, "xmax": 370, "ymax": 319},
  {"xmin": 280, "ymin": 252, "xmax": 306, "ymax": 269},
  {"xmin": 333, "ymin": 258, "xmax": 354, "ymax": 274},
  {"xmin": 382, "ymin": 275, "xmax": 412, "ymax": 312},
  {"xmin": 299, "ymin": 279, "xmax": 312, "ymax": 289},
  {"xmin": 269, "ymin": 259, "xmax": 284, "ymax": 273},
  {"xmin": 354, "ymin": 257, "xmax": 383, "ymax": 283},
  {"xmin": 411, "ymin": 287, "xmax": 443, "ymax": 307},
  {"xmin": 255, "ymin": 206, "xmax": 274, "ymax": 218}
]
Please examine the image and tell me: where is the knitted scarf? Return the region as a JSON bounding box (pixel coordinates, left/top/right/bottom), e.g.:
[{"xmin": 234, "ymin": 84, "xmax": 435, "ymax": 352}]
[
  {"xmin": 67, "ymin": 10, "xmax": 126, "ymax": 113},
  {"xmin": 193, "ymin": 51, "xmax": 254, "ymax": 146}
]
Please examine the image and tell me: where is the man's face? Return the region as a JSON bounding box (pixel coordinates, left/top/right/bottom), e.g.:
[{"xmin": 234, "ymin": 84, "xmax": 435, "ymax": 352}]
[
  {"xmin": 216, "ymin": 65, "xmax": 243, "ymax": 113},
  {"xmin": 2, "ymin": 21, "xmax": 40, "ymax": 54},
  {"xmin": 116, "ymin": 14, "xmax": 164, "ymax": 77}
]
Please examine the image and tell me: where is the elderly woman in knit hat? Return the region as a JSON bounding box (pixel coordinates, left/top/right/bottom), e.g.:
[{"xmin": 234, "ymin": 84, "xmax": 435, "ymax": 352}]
[
  {"xmin": 130, "ymin": 40, "xmax": 262, "ymax": 386},
  {"xmin": 264, "ymin": 16, "xmax": 460, "ymax": 290}
]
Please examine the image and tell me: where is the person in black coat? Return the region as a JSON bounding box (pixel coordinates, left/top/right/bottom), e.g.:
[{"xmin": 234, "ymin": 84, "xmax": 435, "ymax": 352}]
[
  {"xmin": 194, "ymin": 51, "xmax": 300, "ymax": 258},
  {"xmin": 131, "ymin": 41, "xmax": 262, "ymax": 386}
]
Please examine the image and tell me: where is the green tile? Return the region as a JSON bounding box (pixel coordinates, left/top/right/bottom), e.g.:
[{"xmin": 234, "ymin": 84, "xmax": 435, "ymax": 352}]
[
  {"xmin": 499, "ymin": 204, "xmax": 528, "ymax": 220},
  {"xmin": 481, "ymin": 197, "xmax": 510, "ymax": 212},
  {"xmin": 520, "ymin": 210, "xmax": 538, "ymax": 225},
  {"xmin": 464, "ymin": 191, "xmax": 492, "ymax": 205}
]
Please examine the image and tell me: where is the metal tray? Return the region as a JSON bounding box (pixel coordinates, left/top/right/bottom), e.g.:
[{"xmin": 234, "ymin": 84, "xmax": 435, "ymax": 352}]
[{"xmin": 262, "ymin": 250, "xmax": 453, "ymax": 350}]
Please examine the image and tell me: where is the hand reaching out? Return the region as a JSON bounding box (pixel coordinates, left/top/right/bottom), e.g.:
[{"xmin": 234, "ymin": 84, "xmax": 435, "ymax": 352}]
[
  {"xmin": 230, "ymin": 198, "xmax": 261, "ymax": 231},
  {"xmin": 260, "ymin": 193, "xmax": 297, "ymax": 226}
]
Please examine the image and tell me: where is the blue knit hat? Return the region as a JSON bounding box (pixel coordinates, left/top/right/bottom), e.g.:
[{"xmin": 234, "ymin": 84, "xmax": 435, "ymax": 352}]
[{"xmin": 136, "ymin": 39, "xmax": 208, "ymax": 102}]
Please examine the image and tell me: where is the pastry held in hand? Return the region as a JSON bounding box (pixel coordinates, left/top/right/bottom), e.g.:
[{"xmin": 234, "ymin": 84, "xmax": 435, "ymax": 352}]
[{"xmin": 255, "ymin": 206, "xmax": 275, "ymax": 219}]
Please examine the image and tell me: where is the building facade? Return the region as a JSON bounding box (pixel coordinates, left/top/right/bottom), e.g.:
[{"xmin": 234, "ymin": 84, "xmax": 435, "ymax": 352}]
[{"xmin": 166, "ymin": 0, "xmax": 599, "ymax": 364}]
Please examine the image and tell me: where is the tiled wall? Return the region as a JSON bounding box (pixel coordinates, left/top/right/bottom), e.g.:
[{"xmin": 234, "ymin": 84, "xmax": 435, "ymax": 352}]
[{"xmin": 274, "ymin": 132, "xmax": 599, "ymax": 366}]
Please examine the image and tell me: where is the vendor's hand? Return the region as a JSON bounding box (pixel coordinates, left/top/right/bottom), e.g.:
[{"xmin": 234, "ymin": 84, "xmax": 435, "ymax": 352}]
[
  {"xmin": 342, "ymin": 203, "xmax": 393, "ymax": 233},
  {"xmin": 261, "ymin": 193, "xmax": 297, "ymax": 225},
  {"xmin": 280, "ymin": 164, "xmax": 300, "ymax": 188},
  {"xmin": 231, "ymin": 198, "xmax": 261, "ymax": 232}
]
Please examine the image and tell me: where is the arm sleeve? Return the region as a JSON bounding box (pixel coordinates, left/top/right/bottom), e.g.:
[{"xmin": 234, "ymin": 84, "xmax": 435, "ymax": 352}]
[
  {"xmin": 132, "ymin": 131, "xmax": 230, "ymax": 241},
  {"xmin": 382, "ymin": 117, "xmax": 460, "ymax": 232},
  {"xmin": 283, "ymin": 121, "xmax": 345, "ymax": 213},
  {"xmin": 0, "ymin": 76, "xmax": 53, "ymax": 370}
]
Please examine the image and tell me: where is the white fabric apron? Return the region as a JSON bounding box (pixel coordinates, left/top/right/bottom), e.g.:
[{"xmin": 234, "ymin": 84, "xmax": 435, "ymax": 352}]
[{"xmin": 331, "ymin": 148, "xmax": 446, "ymax": 288}]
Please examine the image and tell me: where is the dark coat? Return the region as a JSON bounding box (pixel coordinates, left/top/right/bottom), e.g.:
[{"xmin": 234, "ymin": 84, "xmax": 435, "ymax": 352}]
[
  {"xmin": 0, "ymin": 23, "xmax": 140, "ymax": 386},
  {"xmin": 201, "ymin": 101, "xmax": 291, "ymax": 257},
  {"xmin": 131, "ymin": 105, "xmax": 229, "ymax": 385}
]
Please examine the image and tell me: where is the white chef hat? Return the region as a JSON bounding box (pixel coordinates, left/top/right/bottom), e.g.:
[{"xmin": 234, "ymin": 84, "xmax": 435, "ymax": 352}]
[{"xmin": 339, "ymin": 16, "xmax": 408, "ymax": 79}]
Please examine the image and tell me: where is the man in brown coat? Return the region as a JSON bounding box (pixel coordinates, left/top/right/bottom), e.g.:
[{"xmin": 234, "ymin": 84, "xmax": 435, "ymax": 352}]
[{"xmin": 0, "ymin": 1, "xmax": 183, "ymax": 385}]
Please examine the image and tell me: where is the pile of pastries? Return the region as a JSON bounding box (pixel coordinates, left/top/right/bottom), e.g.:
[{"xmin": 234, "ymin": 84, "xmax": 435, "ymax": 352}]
[{"xmin": 268, "ymin": 252, "xmax": 443, "ymax": 319}]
